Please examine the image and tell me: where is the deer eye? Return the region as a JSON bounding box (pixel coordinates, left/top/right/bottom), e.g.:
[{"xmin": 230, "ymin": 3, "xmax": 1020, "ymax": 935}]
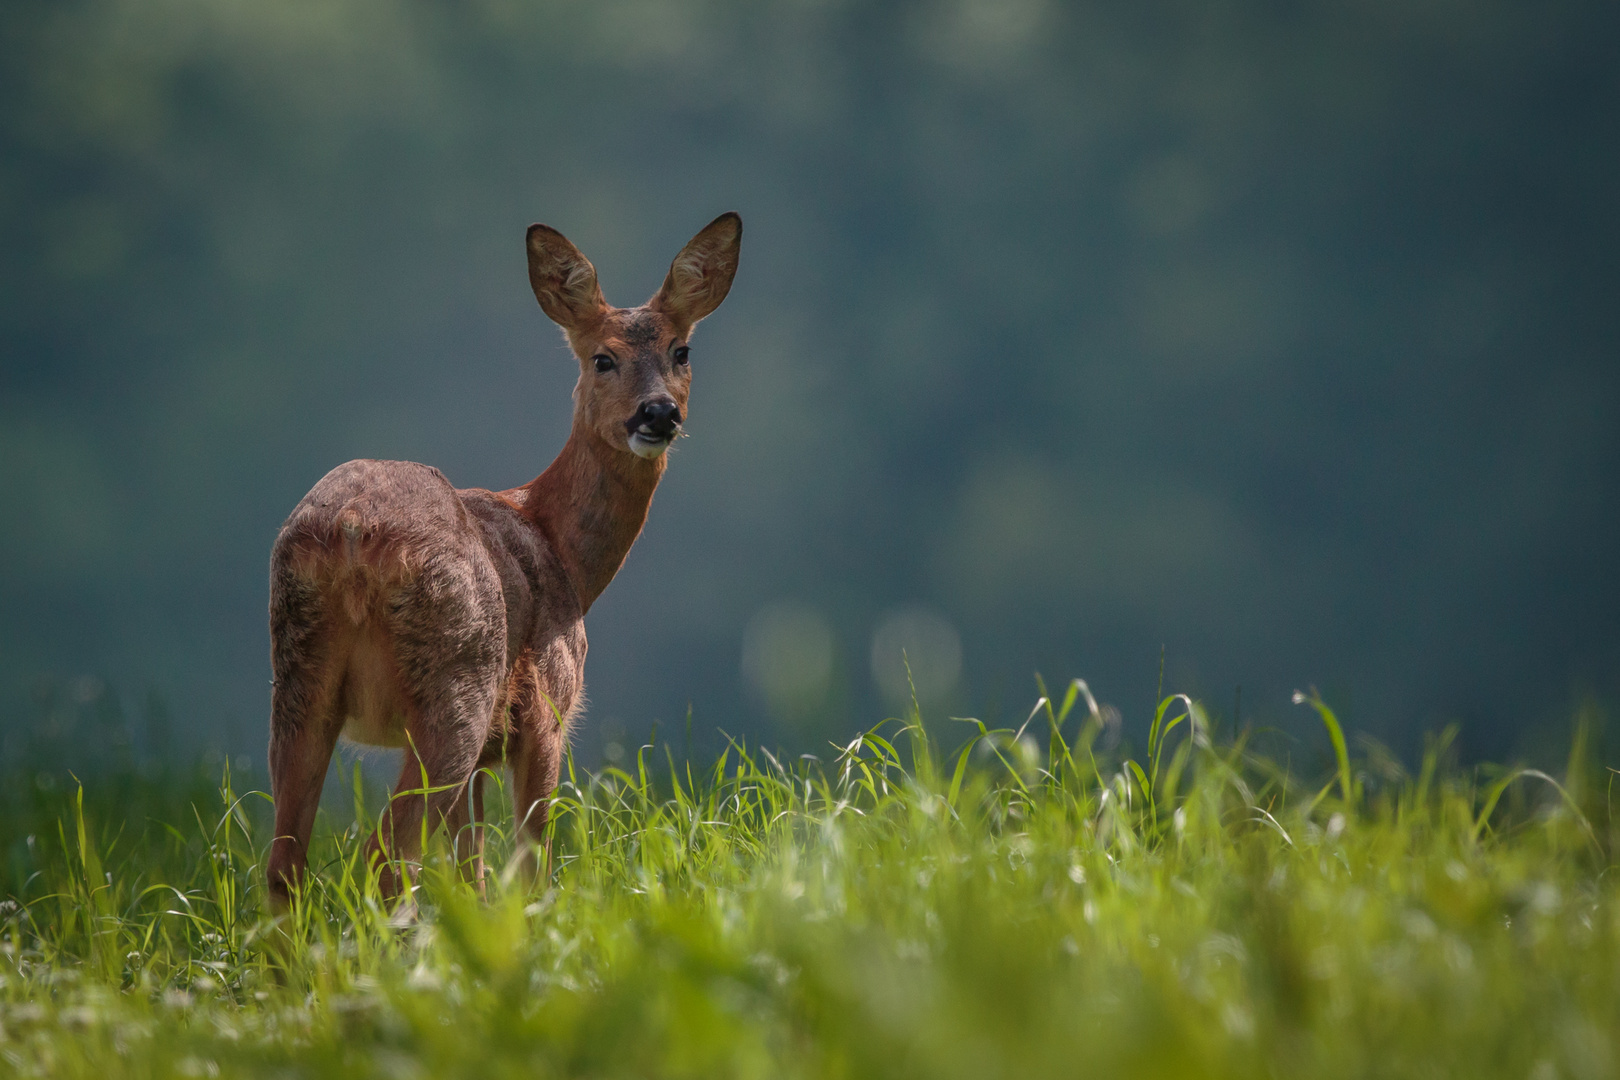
[
  {"xmin": 673, "ymin": 346, "xmax": 690, "ymax": 366},
  {"xmin": 593, "ymin": 354, "xmax": 615, "ymax": 373}
]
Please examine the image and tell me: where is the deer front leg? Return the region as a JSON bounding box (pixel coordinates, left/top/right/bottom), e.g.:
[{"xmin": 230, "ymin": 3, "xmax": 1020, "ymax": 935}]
[{"xmin": 509, "ymin": 696, "xmax": 566, "ymax": 886}]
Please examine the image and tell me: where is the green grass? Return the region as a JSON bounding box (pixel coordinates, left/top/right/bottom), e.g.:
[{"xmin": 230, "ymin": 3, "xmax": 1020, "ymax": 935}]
[{"xmin": 1, "ymin": 683, "xmax": 1616, "ymax": 1079}]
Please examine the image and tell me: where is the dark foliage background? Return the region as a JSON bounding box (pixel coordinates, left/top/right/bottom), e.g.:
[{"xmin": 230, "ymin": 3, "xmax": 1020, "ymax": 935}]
[{"xmin": 2, "ymin": 0, "xmax": 1616, "ymax": 770}]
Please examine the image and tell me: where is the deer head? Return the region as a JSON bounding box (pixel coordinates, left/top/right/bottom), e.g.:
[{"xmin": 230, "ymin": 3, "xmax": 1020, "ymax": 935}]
[{"xmin": 526, "ymin": 212, "xmax": 742, "ymax": 461}]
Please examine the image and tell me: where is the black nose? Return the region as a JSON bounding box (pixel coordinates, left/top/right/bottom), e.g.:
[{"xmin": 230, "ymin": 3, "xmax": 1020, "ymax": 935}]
[{"xmin": 637, "ymin": 398, "xmax": 682, "ymax": 437}]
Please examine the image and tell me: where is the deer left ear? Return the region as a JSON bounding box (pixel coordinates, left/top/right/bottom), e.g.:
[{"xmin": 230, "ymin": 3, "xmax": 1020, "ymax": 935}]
[
  {"xmin": 650, "ymin": 212, "xmax": 742, "ymax": 333},
  {"xmin": 527, "ymin": 223, "xmax": 606, "ymax": 333}
]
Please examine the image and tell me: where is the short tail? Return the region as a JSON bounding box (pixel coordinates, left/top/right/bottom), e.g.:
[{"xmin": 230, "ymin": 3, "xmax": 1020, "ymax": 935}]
[
  {"xmin": 280, "ymin": 502, "xmax": 413, "ymax": 626},
  {"xmin": 337, "ymin": 508, "xmax": 365, "ymax": 566},
  {"xmin": 334, "ymin": 509, "xmax": 371, "ymax": 623}
]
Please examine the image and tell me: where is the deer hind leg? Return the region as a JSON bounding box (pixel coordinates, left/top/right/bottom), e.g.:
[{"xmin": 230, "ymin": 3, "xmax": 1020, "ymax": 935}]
[
  {"xmin": 266, "ymin": 594, "xmax": 346, "ymax": 916},
  {"xmin": 442, "ymin": 751, "xmax": 500, "ymax": 895},
  {"xmin": 365, "ymin": 677, "xmax": 498, "ymax": 903}
]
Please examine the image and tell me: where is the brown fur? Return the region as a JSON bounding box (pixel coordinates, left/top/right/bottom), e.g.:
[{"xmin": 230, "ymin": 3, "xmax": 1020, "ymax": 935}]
[{"xmin": 266, "ymin": 213, "xmax": 742, "ymax": 910}]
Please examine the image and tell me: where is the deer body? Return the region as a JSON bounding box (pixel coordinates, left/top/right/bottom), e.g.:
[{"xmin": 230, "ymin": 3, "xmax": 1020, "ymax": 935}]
[{"xmin": 266, "ymin": 214, "xmax": 741, "ymax": 909}]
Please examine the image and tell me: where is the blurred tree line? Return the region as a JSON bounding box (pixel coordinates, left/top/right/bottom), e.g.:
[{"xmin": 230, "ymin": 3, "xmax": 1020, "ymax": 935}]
[{"xmin": 1, "ymin": 0, "xmax": 1616, "ymax": 770}]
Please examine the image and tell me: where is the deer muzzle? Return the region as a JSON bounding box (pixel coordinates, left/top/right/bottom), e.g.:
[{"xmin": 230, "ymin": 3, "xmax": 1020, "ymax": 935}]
[{"xmin": 626, "ymin": 398, "xmax": 682, "ymax": 458}]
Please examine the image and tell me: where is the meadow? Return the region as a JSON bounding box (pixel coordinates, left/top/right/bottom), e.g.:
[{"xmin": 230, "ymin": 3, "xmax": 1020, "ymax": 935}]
[{"xmin": 1, "ymin": 682, "xmax": 1615, "ymax": 1079}]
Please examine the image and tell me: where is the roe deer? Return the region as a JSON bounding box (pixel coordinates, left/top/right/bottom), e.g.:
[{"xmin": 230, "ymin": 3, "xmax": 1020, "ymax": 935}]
[{"xmin": 266, "ymin": 213, "xmax": 742, "ymax": 910}]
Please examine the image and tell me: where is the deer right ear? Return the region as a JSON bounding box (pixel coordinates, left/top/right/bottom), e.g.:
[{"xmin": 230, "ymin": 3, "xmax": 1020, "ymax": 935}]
[
  {"xmin": 526, "ymin": 224, "xmax": 606, "ymax": 331},
  {"xmin": 651, "ymin": 212, "xmax": 742, "ymax": 333}
]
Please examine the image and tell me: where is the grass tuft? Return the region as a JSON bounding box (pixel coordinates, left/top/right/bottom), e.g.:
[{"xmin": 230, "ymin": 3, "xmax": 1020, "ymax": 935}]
[{"xmin": 1, "ymin": 684, "xmax": 1616, "ymax": 1078}]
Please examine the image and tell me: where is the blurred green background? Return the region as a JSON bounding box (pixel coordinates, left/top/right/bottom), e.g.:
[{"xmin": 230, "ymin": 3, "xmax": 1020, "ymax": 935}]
[{"xmin": 1, "ymin": 0, "xmax": 1616, "ymax": 772}]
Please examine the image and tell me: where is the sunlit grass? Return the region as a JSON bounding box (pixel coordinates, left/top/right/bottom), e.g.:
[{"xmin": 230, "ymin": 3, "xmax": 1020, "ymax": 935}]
[{"xmin": 1, "ymin": 683, "xmax": 1616, "ymax": 1078}]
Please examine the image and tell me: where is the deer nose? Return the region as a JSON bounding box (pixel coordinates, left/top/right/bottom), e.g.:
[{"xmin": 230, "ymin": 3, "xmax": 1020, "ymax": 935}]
[{"xmin": 637, "ymin": 398, "xmax": 682, "ymax": 436}]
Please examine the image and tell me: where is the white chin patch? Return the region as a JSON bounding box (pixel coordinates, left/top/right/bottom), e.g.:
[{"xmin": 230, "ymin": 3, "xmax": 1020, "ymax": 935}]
[{"xmin": 628, "ymin": 433, "xmax": 670, "ymax": 459}]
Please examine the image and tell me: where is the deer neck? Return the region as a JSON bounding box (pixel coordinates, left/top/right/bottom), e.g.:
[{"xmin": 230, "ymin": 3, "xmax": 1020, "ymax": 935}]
[{"xmin": 521, "ymin": 419, "xmax": 666, "ymax": 612}]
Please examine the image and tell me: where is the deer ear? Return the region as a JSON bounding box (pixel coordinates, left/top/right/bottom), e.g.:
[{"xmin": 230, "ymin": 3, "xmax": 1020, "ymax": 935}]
[
  {"xmin": 527, "ymin": 224, "xmax": 606, "ymax": 330},
  {"xmin": 650, "ymin": 212, "xmax": 742, "ymax": 332}
]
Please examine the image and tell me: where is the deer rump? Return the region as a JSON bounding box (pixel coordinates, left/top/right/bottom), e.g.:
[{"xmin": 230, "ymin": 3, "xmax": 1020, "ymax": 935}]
[{"xmin": 270, "ymin": 457, "xmax": 581, "ymax": 758}]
